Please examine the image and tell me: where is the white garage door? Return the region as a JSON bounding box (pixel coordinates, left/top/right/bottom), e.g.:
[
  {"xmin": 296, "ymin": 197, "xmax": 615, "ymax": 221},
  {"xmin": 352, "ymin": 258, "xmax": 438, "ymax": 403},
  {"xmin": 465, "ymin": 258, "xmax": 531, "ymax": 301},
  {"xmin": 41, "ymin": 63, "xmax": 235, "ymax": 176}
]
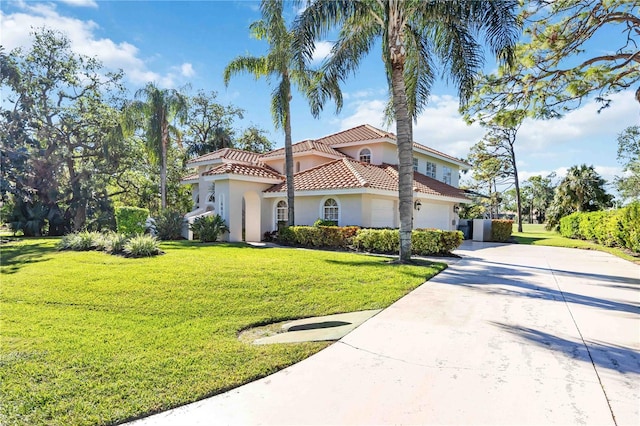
[
  {"xmin": 415, "ymin": 202, "xmax": 450, "ymax": 230},
  {"xmin": 371, "ymin": 199, "xmax": 394, "ymax": 228}
]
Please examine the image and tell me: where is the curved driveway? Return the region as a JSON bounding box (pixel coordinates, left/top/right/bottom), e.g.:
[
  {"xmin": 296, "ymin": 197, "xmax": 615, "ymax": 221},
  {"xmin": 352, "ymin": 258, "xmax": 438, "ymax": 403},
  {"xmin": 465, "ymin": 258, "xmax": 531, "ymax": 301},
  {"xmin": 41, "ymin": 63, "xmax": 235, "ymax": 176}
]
[{"xmin": 130, "ymin": 242, "xmax": 639, "ymax": 425}]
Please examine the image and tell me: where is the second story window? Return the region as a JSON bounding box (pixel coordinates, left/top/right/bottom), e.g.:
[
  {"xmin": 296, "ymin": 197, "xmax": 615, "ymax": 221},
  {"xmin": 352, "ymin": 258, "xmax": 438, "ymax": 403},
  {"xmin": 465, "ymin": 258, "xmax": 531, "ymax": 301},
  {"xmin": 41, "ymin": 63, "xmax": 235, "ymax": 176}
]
[
  {"xmin": 442, "ymin": 166, "xmax": 452, "ymax": 185},
  {"xmin": 413, "ymin": 157, "xmax": 418, "ymax": 172},
  {"xmin": 426, "ymin": 162, "xmax": 437, "ymax": 178},
  {"xmin": 359, "ymin": 148, "xmax": 371, "ymax": 163}
]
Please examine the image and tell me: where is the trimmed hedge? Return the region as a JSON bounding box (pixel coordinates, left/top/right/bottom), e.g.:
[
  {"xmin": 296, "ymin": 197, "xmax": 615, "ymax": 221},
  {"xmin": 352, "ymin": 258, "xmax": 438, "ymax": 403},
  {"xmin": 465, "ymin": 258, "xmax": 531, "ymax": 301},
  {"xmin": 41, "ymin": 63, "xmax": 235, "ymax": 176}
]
[
  {"xmin": 559, "ymin": 203, "xmax": 640, "ymax": 253},
  {"xmin": 279, "ymin": 226, "xmax": 463, "ymax": 255},
  {"xmin": 279, "ymin": 226, "xmax": 360, "ymax": 248},
  {"xmin": 115, "ymin": 206, "xmax": 149, "ymax": 235},
  {"xmin": 491, "ymin": 219, "xmax": 513, "ymax": 242}
]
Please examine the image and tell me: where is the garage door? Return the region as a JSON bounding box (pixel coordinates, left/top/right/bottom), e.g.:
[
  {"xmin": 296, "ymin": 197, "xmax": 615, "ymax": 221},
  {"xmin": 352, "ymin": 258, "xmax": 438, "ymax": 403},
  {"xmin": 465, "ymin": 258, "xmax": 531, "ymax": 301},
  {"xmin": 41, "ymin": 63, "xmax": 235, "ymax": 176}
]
[
  {"xmin": 371, "ymin": 199, "xmax": 394, "ymax": 228},
  {"xmin": 415, "ymin": 202, "xmax": 450, "ymax": 230}
]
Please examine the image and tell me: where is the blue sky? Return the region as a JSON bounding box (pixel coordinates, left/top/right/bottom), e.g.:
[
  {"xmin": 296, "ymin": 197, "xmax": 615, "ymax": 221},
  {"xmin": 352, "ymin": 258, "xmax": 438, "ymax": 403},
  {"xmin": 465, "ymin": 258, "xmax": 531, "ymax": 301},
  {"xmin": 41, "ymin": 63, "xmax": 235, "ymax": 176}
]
[{"xmin": 2, "ymin": 0, "xmax": 638, "ymax": 196}]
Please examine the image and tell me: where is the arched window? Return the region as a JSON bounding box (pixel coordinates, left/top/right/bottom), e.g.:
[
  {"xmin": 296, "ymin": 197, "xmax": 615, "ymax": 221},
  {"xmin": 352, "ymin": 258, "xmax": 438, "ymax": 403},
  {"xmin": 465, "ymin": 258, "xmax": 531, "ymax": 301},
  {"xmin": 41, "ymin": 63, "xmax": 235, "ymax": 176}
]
[
  {"xmin": 276, "ymin": 200, "xmax": 288, "ymax": 222},
  {"xmin": 359, "ymin": 148, "xmax": 371, "ymax": 163},
  {"xmin": 323, "ymin": 198, "xmax": 339, "ymax": 222}
]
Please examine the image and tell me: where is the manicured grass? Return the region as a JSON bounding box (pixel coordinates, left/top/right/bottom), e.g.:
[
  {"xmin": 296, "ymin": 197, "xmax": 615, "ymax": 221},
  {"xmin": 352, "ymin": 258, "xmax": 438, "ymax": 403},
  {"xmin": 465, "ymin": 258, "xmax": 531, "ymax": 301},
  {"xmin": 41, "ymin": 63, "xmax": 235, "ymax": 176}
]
[
  {"xmin": 0, "ymin": 239, "xmax": 445, "ymax": 425},
  {"xmin": 512, "ymin": 223, "xmax": 639, "ymax": 263}
]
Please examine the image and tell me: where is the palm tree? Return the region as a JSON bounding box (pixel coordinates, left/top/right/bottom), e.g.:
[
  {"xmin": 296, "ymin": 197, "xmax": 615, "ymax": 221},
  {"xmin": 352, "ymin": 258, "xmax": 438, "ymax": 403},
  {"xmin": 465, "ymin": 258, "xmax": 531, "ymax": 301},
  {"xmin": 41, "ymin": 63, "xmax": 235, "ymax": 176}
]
[
  {"xmin": 294, "ymin": 1, "xmax": 520, "ymax": 262},
  {"xmin": 224, "ymin": 0, "xmax": 309, "ymax": 226},
  {"xmin": 127, "ymin": 82, "xmax": 188, "ymax": 210}
]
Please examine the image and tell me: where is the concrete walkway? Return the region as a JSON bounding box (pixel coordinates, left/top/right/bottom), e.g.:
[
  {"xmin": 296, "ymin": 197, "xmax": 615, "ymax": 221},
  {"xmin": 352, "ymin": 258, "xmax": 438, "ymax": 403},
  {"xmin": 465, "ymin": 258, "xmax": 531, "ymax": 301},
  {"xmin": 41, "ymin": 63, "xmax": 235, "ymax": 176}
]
[{"xmin": 129, "ymin": 242, "xmax": 639, "ymax": 425}]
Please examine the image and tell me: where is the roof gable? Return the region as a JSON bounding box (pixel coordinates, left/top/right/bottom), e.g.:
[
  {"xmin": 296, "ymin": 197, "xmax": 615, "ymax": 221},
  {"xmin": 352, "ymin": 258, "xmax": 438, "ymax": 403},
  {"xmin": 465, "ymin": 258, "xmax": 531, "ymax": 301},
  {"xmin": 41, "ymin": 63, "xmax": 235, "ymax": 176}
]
[
  {"xmin": 262, "ymin": 139, "xmax": 345, "ymax": 159},
  {"xmin": 187, "ymin": 148, "xmax": 262, "ymax": 166}
]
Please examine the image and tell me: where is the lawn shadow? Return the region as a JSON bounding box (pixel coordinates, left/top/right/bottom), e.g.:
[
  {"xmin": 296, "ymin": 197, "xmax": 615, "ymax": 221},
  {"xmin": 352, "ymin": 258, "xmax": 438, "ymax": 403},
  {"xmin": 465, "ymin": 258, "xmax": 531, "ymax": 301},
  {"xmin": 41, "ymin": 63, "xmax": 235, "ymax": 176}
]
[
  {"xmin": 492, "ymin": 322, "xmax": 640, "ymax": 375},
  {"xmin": 0, "ymin": 241, "xmax": 53, "ymax": 274}
]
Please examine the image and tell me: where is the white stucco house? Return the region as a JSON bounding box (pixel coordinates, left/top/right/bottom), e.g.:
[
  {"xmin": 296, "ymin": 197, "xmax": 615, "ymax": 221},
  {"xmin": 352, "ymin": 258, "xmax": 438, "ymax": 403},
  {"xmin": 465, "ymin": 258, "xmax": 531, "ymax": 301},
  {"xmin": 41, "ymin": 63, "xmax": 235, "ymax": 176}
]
[{"xmin": 181, "ymin": 124, "xmax": 471, "ymax": 242}]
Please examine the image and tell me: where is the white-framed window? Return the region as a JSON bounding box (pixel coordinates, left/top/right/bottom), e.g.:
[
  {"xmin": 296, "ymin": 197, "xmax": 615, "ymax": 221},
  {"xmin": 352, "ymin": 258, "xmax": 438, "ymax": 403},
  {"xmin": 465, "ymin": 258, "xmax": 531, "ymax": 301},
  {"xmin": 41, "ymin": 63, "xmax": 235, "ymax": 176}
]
[
  {"xmin": 359, "ymin": 148, "xmax": 371, "ymax": 163},
  {"xmin": 323, "ymin": 198, "xmax": 339, "ymax": 222},
  {"xmin": 413, "ymin": 157, "xmax": 419, "ymax": 172},
  {"xmin": 276, "ymin": 200, "xmax": 288, "ymax": 222},
  {"xmin": 426, "ymin": 162, "xmax": 437, "ymax": 178},
  {"xmin": 442, "ymin": 166, "xmax": 452, "ymax": 185}
]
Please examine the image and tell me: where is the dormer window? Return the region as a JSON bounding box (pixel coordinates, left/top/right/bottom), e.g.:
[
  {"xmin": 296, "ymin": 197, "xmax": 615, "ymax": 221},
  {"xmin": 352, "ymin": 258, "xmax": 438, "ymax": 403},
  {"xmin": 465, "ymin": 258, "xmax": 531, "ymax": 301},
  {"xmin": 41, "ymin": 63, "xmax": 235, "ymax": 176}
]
[{"xmin": 359, "ymin": 148, "xmax": 371, "ymax": 163}]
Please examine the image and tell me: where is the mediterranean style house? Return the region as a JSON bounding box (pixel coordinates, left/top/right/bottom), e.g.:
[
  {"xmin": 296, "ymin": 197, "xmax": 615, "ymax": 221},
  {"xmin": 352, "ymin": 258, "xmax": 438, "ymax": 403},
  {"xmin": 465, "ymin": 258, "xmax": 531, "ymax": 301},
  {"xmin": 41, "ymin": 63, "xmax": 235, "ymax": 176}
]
[{"xmin": 181, "ymin": 124, "xmax": 470, "ymax": 241}]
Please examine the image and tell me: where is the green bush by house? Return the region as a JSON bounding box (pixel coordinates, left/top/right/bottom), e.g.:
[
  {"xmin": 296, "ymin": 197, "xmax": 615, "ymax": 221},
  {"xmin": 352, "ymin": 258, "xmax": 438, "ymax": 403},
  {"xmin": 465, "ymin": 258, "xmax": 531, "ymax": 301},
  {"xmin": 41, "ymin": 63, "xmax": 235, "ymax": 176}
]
[
  {"xmin": 190, "ymin": 214, "xmax": 229, "ymax": 242},
  {"xmin": 115, "ymin": 206, "xmax": 149, "ymax": 235},
  {"xmin": 559, "ymin": 202, "xmax": 640, "ymax": 253},
  {"xmin": 491, "ymin": 219, "xmax": 513, "ymax": 242},
  {"xmin": 280, "ymin": 226, "xmax": 463, "ymax": 255}
]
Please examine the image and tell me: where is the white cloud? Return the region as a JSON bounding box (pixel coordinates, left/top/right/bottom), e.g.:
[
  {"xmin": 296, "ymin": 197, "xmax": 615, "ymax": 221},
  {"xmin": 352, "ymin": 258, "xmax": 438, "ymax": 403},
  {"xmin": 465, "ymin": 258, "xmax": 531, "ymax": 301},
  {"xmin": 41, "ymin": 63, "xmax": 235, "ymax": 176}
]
[
  {"xmin": 58, "ymin": 0, "xmax": 98, "ymax": 8},
  {"xmin": 0, "ymin": 2, "xmax": 176, "ymax": 87},
  {"xmin": 518, "ymin": 90, "xmax": 639, "ymax": 154},
  {"xmin": 339, "ymin": 99, "xmax": 387, "ymax": 131},
  {"xmin": 180, "ymin": 63, "xmax": 195, "ymax": 78},
  {"xmin": 312, "ymin": 41, "xmax": 333, "ymax": 64}
]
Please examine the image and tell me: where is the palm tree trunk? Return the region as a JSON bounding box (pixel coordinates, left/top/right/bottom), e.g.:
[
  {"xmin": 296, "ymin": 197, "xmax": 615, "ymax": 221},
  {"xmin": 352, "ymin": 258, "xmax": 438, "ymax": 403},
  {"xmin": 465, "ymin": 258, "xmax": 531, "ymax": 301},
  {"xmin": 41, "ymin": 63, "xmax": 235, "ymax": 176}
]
[
  {"xmin": 391, "ymin": 64, "xmax": 413, "ymax": 262},
  {"xmin": 283, "ymin": 78, "xmax": 295, "ymax": 226}
]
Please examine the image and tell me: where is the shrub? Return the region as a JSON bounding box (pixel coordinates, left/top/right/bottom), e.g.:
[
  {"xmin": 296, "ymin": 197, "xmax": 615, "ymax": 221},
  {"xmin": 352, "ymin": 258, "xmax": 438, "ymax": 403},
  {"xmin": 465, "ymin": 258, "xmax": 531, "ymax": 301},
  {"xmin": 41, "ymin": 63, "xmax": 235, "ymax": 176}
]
[
  {"xmin": 115, "ymin": 206, "xmax": 149, "ymax": 235},
  {"xmin": 313, "ymin": 218, "xmax": 338, "ymax": 227},
  {"xmin": 621, "ymin": 202, "xmax": 640, "ymax": 252},
  {"xmin": 190, "ymin": 214, "xmax": 229, "ymax": 243},
  {"xmin": 558, "ymin": 203, "xmax": 640, "ymax": 253},
  {"xmin": 353, "ymin": 229, "xmax": 399, "ymax": 253},
  {"xmin": 353, "ymin": 228, "xmax": 463, "ymax": 255},
  {"xmin": 57, "ymin": 231, "xmax": 103, "ymax": 251},
  {"xmin": 154, "ymin": 210, "xmax": 184, "ymax": 240},
  {"xmin": 559, "ymin": 213, "xmax": 581, "ymax": 239},
  {"xmin": 123, "ymin": 234, "xmax": 163, "ymax": 257},
  {"xmin": 491, "ymin": 220, "xmax": 513, "ymax": 242}
]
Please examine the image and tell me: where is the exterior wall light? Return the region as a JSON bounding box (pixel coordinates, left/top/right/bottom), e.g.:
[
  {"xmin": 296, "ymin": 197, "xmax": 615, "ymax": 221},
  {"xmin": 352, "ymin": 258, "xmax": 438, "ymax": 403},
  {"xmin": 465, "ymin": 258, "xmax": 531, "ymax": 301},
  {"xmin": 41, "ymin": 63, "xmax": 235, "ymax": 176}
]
[
  {"xmin": 453, "ymin": 205, "xmax": 460, "ymax": 214},
  {"xmin": 414, "ymin": 200, "xmax": 422, "ymax": 211}
]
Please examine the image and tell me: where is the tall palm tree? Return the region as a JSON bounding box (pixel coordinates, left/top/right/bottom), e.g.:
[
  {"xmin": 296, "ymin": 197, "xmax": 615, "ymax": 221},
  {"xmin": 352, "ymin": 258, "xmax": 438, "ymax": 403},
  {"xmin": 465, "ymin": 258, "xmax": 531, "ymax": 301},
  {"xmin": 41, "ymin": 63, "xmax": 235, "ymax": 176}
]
[
  {"xmin": 294, "ymin": 1, "xmax": 520, "ymax": 262},
  {"xmin": 224, "ymin": 0, "xmax": 309, "ymax": 226},
  {"xmin": 127, "ymin": 82, "xmax": 188, "ymax": 210}
]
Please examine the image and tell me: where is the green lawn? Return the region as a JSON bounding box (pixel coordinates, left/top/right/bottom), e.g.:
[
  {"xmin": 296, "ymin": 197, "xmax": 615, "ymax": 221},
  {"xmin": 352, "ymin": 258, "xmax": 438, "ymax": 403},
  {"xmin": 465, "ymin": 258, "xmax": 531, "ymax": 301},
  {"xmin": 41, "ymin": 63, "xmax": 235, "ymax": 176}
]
[
  {"xmin": 512, "ymin": 223, "xmax": 639, "ymax": 263},
  {"xmin": 0, "ymin": 238, "xmax": 445, "ymax": 426}
]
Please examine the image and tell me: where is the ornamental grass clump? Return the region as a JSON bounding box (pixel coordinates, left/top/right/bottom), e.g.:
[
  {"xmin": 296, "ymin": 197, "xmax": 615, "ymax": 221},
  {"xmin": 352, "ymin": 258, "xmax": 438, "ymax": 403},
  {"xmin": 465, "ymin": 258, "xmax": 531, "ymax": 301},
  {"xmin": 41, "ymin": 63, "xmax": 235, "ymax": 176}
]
[
  {"xmin": 123, "ymin": 234, "xmax": 163, "ymax": 257},
  {"xmin": 104, "ymin": 231, "xmax": 129, "ymax": 254},
  {"xmin": 154, "ymin": 210, "xmax": 184, "ymax": 240}
]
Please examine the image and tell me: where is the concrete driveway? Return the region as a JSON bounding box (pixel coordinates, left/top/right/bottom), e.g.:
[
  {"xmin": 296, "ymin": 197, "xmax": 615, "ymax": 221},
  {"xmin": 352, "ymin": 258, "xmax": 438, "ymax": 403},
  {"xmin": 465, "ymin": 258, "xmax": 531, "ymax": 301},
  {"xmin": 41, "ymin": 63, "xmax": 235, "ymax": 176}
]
[{"xmin": 129, "ymin": 242, "xmax": 639, "ymax": 425}]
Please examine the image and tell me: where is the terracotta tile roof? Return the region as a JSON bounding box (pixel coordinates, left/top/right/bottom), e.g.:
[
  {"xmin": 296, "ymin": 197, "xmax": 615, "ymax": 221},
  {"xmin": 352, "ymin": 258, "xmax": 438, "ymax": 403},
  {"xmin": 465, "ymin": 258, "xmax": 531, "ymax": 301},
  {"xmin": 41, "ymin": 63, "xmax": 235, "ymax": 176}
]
[
  {"xmin": 265, "ymin": 158, "xmax": 469, "ymax": 201},
  {"xmin": 314, "ymin": 124, "xmax": 394, "ymax": 146},
  {"xmin": 203, "ymin": 163, "xmax": 283, "ymax": 180},
  {"xmin": 181, "ymin": 172, "xmax": 199, "ymax": 182},
  {"xmin": 187, "ymin": 148, "xmax": 262, "ymax": 166},
  {"xmin": 262, "ymin": 139, "xmax": 346, "ymax": 158}
]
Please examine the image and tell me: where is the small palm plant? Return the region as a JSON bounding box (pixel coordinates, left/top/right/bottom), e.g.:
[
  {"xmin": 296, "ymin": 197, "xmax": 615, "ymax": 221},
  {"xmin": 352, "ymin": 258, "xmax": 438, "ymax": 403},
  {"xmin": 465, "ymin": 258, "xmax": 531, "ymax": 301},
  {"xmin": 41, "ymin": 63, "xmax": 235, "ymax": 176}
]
[{"xmin": 190, "ymin": 214, "xmax": 229, "ymax": 243}]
